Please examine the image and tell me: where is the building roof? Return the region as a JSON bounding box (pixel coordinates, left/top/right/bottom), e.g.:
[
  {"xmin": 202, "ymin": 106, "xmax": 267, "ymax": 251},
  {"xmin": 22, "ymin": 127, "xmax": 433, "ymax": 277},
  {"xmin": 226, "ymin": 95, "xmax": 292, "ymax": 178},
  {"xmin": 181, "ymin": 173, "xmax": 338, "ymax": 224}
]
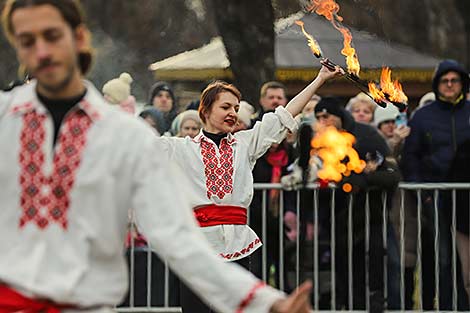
[{"xmin": 149, "ymin": 12, "xmax": 441, "ymax": 82}]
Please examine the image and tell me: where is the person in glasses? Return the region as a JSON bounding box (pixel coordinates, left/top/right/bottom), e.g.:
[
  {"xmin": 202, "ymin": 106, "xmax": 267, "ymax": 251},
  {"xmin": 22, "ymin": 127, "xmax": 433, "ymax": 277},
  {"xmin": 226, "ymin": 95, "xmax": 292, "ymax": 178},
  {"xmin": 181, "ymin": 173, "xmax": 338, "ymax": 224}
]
[{"xmin": 402, "ymin": 59, "xmax": 470, "ymax": 310}]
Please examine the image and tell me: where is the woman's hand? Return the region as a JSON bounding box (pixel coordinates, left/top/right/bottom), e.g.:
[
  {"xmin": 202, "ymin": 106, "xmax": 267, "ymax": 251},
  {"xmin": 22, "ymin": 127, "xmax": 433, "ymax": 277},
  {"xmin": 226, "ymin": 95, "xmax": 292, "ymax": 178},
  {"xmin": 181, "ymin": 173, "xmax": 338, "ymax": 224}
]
[
  {"xmin": 317, "ymin": 59, "xmax": 345, "ymax": 82},
  {"xmin": 269, "ymin": 281, "xmax": 312, "ymax": 313}
]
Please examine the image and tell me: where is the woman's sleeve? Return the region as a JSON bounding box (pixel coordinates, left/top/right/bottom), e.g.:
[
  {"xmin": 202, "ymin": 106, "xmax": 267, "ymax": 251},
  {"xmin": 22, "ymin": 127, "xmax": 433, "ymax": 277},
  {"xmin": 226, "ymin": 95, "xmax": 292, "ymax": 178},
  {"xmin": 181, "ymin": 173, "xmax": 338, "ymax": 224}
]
[{"xmin": 237, "ymin": 106, "xmax": 298, "ymax": 165}]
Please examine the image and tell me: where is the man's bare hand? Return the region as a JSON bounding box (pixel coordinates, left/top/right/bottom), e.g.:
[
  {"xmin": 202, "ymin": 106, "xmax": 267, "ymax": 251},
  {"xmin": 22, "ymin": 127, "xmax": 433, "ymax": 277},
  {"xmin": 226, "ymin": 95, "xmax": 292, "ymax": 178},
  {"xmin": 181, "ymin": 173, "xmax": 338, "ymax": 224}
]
[{"xmin": 269, "ymin": 281, "xmax": 312, "ymax": 313}]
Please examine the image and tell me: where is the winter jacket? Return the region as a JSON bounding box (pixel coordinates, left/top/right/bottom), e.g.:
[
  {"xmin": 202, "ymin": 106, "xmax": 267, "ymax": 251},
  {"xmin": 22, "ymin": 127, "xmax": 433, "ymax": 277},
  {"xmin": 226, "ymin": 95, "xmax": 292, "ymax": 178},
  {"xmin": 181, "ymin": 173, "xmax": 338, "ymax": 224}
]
[{"xmin": 402, "ymin": 60, "xmax": 470, "ymax": 182}]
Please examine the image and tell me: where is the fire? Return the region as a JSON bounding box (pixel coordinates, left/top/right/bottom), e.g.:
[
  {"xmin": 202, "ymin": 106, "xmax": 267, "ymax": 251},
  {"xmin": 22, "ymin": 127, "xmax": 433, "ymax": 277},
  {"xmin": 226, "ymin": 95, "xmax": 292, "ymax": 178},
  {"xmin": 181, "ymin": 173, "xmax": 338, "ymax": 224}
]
[
  {"xmin": 311, "ymin": 126, "xmax": 365, "ymax": 183},
  {"xmin": 306, "ymin": 0, "xmax": 361, "ymax": 76},
  {"xmin": 368, "ymin": 67, "xmax": 408, "ymax": 104},
  {"xmin": 379, "ymin": 67, "xmax": 408, "ymax": 103},
  {"xmin": 368, "ymin": 81, "xmax": 386, "ymax": 103},
  {"xmin": 295, "ymin": 20, "xmax": 322, "ymax": 58}
]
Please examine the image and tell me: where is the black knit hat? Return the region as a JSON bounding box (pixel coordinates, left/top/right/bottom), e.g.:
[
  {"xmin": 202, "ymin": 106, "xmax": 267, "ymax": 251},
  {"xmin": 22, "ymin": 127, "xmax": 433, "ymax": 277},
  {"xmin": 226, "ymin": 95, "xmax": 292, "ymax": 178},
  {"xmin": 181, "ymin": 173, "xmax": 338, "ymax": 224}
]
[
  {"xmin": 314, "ymin": 97, "xmax": 346, "ymax": 123},
  {"xmin": 148, "ymin": 81, "xmax": 175, "ymax": 105}
]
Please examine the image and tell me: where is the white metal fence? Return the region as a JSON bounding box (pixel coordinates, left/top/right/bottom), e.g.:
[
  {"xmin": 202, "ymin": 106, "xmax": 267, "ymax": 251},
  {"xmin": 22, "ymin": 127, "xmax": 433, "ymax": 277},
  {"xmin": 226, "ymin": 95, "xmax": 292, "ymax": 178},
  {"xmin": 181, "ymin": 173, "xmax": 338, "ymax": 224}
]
[{"xmin": 117, "ymin": 182, "xmax": 470, "ymax": 312}]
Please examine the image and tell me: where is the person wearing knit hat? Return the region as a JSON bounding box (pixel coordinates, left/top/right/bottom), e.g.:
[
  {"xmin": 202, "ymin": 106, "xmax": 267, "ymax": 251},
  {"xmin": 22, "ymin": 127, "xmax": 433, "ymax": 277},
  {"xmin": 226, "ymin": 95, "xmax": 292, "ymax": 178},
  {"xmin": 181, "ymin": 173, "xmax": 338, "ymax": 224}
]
[
  {"xmin": 102, "ymin": 72, "xmax": 136, "ymax": 114},
  {"xmin": 234, "ymin": 100, "xmax": 255, "ymax": 132},
  {"xmin": 418, "ymin": 91, "xmax": 435, "ymax": 109},
  {"xmin": 374, "ymin": 105, "xmax": 410, "ymax": 159},
  {"xmin": 176, "ymin": 110, "xmax": 202, "ymax": 138},
  {"xmin": 147, "ymin": 81, "xmax": 178, "ymax": 133},
  {"xmin": 313, "ymin": 96, "xmax": 347, "ymax": 129}
]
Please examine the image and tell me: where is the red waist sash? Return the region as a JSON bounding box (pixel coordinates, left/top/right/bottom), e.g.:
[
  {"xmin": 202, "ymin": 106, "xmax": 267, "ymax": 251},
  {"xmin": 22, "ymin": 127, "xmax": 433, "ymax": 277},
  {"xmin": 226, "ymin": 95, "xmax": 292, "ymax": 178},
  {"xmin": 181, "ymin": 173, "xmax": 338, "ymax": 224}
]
[
  {"xmin": 0, "ymin": 285, "xmax": 75, "ymax": 313},
  {"xmin": 194, "ymin": 205, "xmax": 247, "ymax": 227}
]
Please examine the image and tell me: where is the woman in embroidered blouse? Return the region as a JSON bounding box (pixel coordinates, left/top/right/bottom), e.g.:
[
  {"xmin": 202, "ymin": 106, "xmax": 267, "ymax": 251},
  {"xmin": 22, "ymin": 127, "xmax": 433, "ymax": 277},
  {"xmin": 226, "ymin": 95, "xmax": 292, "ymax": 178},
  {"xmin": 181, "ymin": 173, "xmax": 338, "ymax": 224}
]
[{"xmin": 157, "ymin": 61, "xmax": 343, "ymax": 312}]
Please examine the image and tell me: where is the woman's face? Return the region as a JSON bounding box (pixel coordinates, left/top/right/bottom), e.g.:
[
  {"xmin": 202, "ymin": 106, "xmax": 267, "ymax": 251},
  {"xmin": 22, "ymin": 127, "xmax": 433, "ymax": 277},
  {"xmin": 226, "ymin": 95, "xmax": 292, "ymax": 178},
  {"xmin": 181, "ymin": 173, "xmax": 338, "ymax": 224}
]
[
  {"xmin": 203, "ymin": 92, "xmax": 239, "ymax": 134},
  {"xmin": 179, "ymin": 119, "xmax": 200, "ymax": 138},
  {"xmin": 152, "ymin": 90, "xmax": 173, "ymax": 113},
  {"xmin": 351, "ymin": 102, "xmax": 373, "ymax": 124}
]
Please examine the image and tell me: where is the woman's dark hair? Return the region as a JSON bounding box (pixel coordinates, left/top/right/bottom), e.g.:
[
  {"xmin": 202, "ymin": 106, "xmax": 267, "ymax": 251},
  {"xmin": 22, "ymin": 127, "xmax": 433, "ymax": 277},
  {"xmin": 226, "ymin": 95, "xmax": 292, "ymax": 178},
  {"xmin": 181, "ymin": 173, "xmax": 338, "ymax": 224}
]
[{"xmin": 2, "ymin": 0, "xmax": 94, "ymax": 75}]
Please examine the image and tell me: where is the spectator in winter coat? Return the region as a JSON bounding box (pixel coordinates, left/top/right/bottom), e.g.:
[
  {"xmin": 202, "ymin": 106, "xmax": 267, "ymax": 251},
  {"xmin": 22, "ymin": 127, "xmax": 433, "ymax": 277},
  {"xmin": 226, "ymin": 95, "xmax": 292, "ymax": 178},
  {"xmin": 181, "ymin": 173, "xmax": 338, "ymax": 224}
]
[
  {"xmin": 147, "ymin": 81, "xmax": 178, "ymax": 134},
  {"xmin": 401, "ymin": 59, "xmax": 470, "ymax": 310}
]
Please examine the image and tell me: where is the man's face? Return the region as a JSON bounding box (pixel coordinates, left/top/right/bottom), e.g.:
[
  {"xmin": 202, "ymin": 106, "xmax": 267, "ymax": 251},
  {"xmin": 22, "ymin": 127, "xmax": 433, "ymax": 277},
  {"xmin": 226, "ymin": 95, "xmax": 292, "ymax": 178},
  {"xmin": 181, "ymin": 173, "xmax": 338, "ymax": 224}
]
[
  {"xmin": 152, "ymin": 90, "xmax": 173, "ymax": 113},
  {"xmin": 260, "ymin": 88, "xmax": 287, "ymax": 111},
  {"xmin": 438, "ymin": 71, "xmax": 463, "ymax": 102},
  {"xmin": 11, "ymin": 5, "xmax": 84, "ymax": 97}
]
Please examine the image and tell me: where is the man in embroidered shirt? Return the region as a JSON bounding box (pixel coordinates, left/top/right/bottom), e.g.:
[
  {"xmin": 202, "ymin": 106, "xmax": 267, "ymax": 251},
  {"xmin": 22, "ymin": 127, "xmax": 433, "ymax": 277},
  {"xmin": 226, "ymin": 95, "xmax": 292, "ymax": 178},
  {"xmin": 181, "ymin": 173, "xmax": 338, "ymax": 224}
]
[{"xmin": 0, "ymin": 1, "xmax": 313, "ymax": 312}]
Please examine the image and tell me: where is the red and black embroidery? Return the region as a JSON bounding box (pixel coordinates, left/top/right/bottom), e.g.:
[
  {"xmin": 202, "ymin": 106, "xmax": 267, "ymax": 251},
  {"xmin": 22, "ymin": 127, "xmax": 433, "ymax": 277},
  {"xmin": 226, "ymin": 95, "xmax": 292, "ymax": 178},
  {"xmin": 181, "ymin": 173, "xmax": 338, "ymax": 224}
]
[
  {"xmin": 18, "ymin": 110, "xmax": 92, "ymax": 229},
  {"xmin": 200, "ymin": 138, "xmax": 234, "ymax": 200}
]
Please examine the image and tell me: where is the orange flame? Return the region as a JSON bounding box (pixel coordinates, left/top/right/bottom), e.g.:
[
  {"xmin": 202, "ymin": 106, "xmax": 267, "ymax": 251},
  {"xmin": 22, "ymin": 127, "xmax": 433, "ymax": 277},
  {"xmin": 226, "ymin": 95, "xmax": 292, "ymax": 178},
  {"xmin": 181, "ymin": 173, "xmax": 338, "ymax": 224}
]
[
  {"xmin": 311, "ymin": 126, "xmax": 365, "ymax": 183},
  {"xmin": 379, "ymin": 67, "xmax": 408, "ymax": 103},
  {"xmin": 295, "ymin": 20, "xmax": 322, "ymax": 57},
  {"xmin": 307, "ymin": 0, "xmax": 360, "ymax": 76},
  {"xmin": 368, "ymin": 81, "xmax": 386, "ymax": 103},
  {"xmin": 368, "ymin": 68, "xmax": 408, "ymax": 104}
]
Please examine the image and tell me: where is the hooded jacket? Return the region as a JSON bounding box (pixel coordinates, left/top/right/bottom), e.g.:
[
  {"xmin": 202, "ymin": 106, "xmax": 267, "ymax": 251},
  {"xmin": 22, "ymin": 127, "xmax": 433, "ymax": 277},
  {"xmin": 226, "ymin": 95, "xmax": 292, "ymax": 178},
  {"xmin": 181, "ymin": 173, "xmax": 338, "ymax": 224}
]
[{"xmin": 402, "ymin": 60, "xmax": 470, "ymax": 182}]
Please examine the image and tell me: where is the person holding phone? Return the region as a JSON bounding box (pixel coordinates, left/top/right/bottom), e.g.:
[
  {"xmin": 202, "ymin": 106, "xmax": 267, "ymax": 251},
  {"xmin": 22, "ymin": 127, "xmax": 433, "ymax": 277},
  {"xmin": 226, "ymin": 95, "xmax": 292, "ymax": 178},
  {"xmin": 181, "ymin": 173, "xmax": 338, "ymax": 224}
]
[{"xmin": 374, "ymin": 105, "xmax": 410, "ymax": 160}]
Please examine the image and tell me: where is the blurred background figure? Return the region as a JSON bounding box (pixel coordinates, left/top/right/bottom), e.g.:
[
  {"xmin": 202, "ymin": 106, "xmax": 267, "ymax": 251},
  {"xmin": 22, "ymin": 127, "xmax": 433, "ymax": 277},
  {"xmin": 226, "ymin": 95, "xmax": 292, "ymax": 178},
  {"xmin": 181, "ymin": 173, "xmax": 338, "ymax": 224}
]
[
  {"xmin": 294, "ymin": 94, "xmax": 321, "ymax": 129},
  {"xmin": 254, "ymin": 81, "xmax": 288, "ymax": 123},
  {"xmin": 346, "ymin": 92, "xmax": 376, "ymax": 124},
  {"xmin": 172, "ymin": 110, "xmax": 202, "ymax": 138},
  {"xmin": 233, "ymin": 100, "xmax": 254, "ymax": 132},
  {"xmin": 418, "ymin": 91, "xmax": 435, "ymax": 109},
  {"xmin": 374, "ymin": 105, "xmax": 410, "ymax": 160},
  {"xmin": 139, "ymin": 108, "xmax": 165, "ymax": 136},
  {"xmin": 401, "ymin": 59, "xmax": 470, "ymax": 310},
  {"xmin": 102, "ymin": 72, "xmax": 136, "ymax": 114},
  {"xmin": 147, "ymin": 81, "xmax": 178, "ymax": 134}
]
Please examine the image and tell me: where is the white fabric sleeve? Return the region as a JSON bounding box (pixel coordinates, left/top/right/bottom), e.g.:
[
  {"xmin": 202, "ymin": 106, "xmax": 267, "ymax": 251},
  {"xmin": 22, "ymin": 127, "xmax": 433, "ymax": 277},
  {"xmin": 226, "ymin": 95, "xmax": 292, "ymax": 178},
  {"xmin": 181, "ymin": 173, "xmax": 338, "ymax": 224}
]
[
  {"xmin": 236, "ymin": 106, "xmax": 298, "ymax": 165},
  {"xmin": 0, "ymin": 91, "xmax": 12, "ymax": 117},
  {"xmin": 131, "ymin": 132, "xmax": 285, "ymax": 313}
]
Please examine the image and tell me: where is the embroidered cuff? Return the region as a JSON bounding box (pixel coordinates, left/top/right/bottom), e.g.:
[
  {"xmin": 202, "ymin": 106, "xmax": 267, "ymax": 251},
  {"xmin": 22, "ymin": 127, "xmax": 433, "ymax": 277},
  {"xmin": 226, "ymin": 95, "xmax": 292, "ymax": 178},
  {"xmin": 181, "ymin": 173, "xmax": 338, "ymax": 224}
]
[
  {"xmin": 237, "ymin": 282, "xmax": 286, "ymax": 313},
  {"xmin": 275, "ymin": 106, "xmax": 298, "ymax": 133}
]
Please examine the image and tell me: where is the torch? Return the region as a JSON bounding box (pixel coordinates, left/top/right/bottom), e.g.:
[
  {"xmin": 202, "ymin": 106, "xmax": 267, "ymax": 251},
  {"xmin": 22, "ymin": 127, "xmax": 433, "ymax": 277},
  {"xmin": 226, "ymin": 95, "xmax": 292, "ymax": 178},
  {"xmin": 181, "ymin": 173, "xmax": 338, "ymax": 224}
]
[{"xmin": 295, "ymin": 21, "xmax": 408, "ymax": 112}]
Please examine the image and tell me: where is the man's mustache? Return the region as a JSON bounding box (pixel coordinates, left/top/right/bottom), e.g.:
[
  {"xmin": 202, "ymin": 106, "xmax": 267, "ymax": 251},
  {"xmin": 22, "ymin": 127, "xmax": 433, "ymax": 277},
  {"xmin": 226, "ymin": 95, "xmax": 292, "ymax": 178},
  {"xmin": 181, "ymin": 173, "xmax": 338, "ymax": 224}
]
[{"xmin": 33, "ymin": 59, "xmax": 60, "ymax": 73}]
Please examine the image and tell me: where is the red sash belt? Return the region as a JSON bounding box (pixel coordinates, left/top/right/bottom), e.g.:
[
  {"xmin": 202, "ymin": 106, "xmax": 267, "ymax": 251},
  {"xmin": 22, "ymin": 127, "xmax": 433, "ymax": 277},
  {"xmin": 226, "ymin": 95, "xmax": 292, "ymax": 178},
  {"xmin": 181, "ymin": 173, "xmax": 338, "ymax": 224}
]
[
  {"xmin": 0, "ymin": 285, "xmax": 75, "ymax": 313},
  {"xmin": 194, "ymin": 205, "xmax": 247, "ymax": 227}
]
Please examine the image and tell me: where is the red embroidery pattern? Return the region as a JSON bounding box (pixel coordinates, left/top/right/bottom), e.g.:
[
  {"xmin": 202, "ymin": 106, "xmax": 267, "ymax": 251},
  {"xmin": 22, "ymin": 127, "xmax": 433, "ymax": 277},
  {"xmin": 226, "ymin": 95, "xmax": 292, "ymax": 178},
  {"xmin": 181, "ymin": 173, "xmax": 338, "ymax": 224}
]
[
  {"xmin": 219, "ymin": 238, "xmax": 261, "ymax": 260},
  {"xmin": 200, "ymin": 138, "xmax": 234, "ymax": 200},
  {"xmin": 236, "ymin": 281, "xmax": 266, "ymax": 313},
  {"xmin": 18, "ymin": 110, "xmax": 92, "ymax": 229}
]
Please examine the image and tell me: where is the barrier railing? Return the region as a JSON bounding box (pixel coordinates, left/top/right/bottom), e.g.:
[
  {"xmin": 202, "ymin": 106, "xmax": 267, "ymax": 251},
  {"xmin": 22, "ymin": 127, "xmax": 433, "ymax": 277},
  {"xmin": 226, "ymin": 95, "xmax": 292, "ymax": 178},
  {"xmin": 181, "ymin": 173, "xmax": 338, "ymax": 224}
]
[{"xmin": 118, "ymin": 182, "xmax": 470, "ymax": 312}]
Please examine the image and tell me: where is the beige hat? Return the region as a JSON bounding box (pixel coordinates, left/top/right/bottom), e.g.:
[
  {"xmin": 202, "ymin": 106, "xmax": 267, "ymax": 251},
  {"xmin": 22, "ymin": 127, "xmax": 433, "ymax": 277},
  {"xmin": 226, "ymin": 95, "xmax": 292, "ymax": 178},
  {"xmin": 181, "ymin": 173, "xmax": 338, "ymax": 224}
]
[
  {"xmin": 237, "ymin": 100, "xmax": 255, "ymax": 127},
  {"xmin": 418, "ymin": 91, "xmax": 435, "ymax": 108},
  {"xmin": 102, "ymin": 73, "xmax": 133, "ymax": 104}
]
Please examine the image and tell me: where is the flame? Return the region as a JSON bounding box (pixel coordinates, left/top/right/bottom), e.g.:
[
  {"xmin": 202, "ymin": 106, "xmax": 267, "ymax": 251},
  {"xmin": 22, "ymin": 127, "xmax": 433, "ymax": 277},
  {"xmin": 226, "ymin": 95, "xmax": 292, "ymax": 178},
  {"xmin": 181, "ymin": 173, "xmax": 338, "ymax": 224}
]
[
  {"xmin": 368, "ymin": 67, "xmax": 408, "ymax": 104},
  {"xmin": 379, "ymin": 67, "xmax": 408, "ymax": 103},
  {"xmin": 311, "ymin": 126, "xmax": 365, "ymax": 183},
  {"xmin": 295, "ymin": 20, "xmax": 322, "ymax": 57},
  {"xmin": 307, "ymin": 0, "xmax": 361, "ymax": 76},
  {"xmin": 368, "ymin": 81, "xmax": 386, "ymax": 103}
]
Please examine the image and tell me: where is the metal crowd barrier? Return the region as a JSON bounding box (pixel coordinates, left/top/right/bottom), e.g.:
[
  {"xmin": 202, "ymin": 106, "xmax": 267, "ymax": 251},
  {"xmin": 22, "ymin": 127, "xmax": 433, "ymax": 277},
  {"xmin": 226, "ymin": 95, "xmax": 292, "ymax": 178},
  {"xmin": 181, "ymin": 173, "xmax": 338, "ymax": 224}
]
[{"xmin": 117, "ymin": 182, "xmax": 470, "ymax": 312}]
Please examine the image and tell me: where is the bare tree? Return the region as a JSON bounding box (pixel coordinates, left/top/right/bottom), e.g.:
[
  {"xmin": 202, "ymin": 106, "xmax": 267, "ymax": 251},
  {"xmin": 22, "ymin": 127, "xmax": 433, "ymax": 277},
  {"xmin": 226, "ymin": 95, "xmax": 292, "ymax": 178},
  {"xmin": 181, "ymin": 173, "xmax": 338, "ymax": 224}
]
[{"xmin": 209, "ymin": 0, "xmax": 277, "ymax": 110}]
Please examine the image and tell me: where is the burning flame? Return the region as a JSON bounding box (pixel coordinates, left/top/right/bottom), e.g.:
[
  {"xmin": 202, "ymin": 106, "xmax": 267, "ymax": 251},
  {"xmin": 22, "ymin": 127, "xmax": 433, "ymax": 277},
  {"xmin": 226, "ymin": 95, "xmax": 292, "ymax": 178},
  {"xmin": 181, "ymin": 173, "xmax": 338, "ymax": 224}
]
[
  {"xmin": 379, "ymin": 67, "xmax": 408, "ymax": 103},
  {"xmin": 306, "ymin": 0, "xmax": 361, "ymax": 76},
  {"xmin": 368, "ymin": 82, "xmax": 386, "ymax": 103},
  {"xmin": 368, "ymin": 67, "xmax": 408, "ymax": 104},
  {"xmin": 295, "ymin": 20, "xmax": 322, "ymax": 58},
  {"xmin": 311, "ymin": 126, "xmax": 365, "ymax": 183}
]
